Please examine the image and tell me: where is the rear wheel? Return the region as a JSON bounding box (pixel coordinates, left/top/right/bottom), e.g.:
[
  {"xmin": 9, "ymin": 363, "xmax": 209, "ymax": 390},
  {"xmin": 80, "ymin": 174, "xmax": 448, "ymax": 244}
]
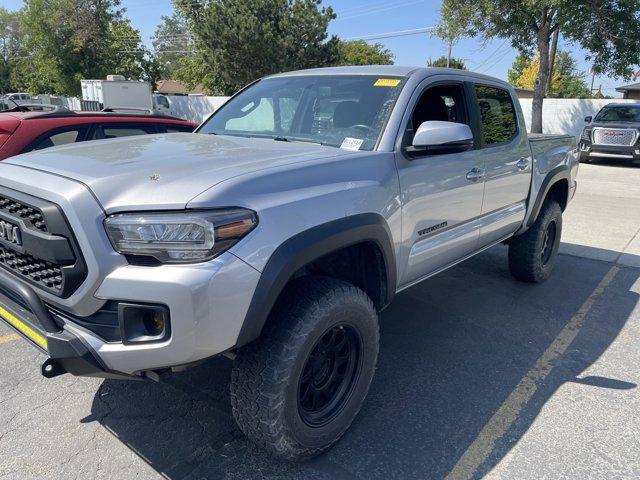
[
  {"xmin": 508, "ymin": 200, "xmax": 562, "ymax": 283},
  {"xmin": 230, "ymin": 276, "xmax": 379, "ymax": 461}
]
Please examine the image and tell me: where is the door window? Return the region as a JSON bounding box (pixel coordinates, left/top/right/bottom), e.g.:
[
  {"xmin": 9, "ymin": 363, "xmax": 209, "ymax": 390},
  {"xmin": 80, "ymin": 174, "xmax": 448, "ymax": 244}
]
[
  {"xmin": 90, "ymin": 125, "xmax": 157, "ymax": 140},
  {"xmin": 474, "ymin": 85, "xmax": 518, "ymax": 146},
  {"xmin": 23, "ymin": 128, "xmax": 85, "ymax": 153},
  {"xmin": 406, "ymin": 83, "xmax": 470, "ymax": 145}
]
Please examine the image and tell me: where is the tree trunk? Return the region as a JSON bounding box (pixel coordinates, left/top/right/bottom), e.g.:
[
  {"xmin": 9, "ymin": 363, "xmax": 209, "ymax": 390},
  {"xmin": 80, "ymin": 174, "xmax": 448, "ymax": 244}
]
[
  {"xmin": 545, "ymin": 28, "xmax": 559, "ymax": 95},
  {"xmin": 447, "ymin": 41, "xmax": 452, "ymax": 68},
  {"xmin": 531, "ymin": 27, "xmax": 551, "ymax": 134}
]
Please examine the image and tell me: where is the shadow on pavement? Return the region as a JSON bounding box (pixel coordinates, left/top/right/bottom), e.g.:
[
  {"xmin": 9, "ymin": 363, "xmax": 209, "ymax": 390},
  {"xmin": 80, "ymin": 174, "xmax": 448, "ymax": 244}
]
[{"xmin": 87, "ymin": 244, "xmax": 639, "ymax": 479}]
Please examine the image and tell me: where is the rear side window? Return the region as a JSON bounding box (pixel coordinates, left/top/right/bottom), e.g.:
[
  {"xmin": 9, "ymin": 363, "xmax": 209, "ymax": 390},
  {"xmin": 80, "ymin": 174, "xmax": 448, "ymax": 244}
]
[
  {"xmin": 90, "ymin": 124, "xmax": 158, "ymax": 140},
  {"xmin": 23, "ymin": 128, "xmax": 86, "ymax": 153},
  {"xmin": 474, "ymin": 85, "xmax": 518, "ymax": 146},
  {"xmin": 162, "ymin": 124, "xmax": 195, "ymax": 133}
]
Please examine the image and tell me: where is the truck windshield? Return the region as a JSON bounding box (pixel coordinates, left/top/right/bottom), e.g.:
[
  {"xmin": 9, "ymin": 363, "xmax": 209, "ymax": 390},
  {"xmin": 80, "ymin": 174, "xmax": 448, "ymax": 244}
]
[
  {"xmin": 594, "ymin": 106, "xmax": 640, "ymax": 123},
  {"xmin": 198, "ymin": 75, "xmax": 406, "ymax": 150}
]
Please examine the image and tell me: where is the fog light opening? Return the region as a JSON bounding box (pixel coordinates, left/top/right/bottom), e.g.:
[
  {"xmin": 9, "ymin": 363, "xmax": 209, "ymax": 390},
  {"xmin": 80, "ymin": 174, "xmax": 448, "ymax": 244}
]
[{"xmin": 118, "ymin": 303, "xmax": 170, "ymax": 345}]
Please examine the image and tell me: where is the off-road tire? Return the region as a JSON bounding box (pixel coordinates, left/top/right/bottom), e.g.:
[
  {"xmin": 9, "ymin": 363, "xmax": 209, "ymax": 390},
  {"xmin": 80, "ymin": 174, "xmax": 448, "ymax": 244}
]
[
  {"xmin": 230, "ymin": 276, "xmax": 379, "ymax": 461},
  {"xmin": 508, "ymin": 199, "xmax": 562, "ymax": 283}
]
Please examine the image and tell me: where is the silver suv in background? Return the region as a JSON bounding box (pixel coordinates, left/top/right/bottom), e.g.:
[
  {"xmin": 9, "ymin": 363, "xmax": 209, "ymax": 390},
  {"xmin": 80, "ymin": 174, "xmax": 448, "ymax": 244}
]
[
  {"xmin": 0, "ymin": 66, "xmax": 578, "ymax": 460},
  {"xmin": 580, "ymin": 102, "xmax": 640, "ymax": 163}
]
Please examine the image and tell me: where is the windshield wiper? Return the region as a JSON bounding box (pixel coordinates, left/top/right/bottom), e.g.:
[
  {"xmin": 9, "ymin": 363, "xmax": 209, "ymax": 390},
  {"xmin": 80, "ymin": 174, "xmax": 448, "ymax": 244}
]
[{"xmin": 273, "ymin": 136, "xmax": 290, "ymax": 142}]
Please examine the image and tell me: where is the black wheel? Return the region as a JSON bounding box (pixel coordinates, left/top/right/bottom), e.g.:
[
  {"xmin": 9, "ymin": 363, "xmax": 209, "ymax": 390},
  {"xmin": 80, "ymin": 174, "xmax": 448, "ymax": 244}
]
[
  {"xmin": 508, "ymin": 200, "xmax": 562, "ymax": 283},
  {"xmin": 230, "ymin": 276, "xmax": 379, "ymax": 461}
]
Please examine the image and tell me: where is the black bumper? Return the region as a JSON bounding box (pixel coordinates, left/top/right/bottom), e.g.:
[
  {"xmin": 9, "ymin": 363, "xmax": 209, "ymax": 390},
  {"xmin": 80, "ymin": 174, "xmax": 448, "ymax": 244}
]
[
  {"xmin": 0, "ymin": 268, "xmax": 134, "ymax": 380},
  {"xmin": 579, "ymin": 141, "xmax": 640, "ymax": 160}
]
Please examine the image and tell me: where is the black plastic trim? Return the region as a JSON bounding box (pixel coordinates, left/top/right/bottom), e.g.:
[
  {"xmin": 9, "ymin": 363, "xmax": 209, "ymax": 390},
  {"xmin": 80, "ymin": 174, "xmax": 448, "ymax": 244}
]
[
  {"xmin": 526, "ymin": 165, "xmax": 570, "ymax": 228},
  {"xmin": 235, "ymin": 213, "xmax": 396, "ymax": 348}
]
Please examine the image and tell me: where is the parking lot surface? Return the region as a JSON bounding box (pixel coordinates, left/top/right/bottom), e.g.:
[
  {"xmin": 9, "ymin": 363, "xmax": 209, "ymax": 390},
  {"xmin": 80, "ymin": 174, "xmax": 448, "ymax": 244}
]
[{"xmin": 1, "ymin": 162, "xmax": 639, "ymax": 480}]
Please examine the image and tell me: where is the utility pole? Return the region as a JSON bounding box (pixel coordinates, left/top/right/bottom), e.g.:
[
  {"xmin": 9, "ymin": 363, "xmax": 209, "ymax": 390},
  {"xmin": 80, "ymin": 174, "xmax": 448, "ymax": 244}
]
[{"xmin": 447, "ymin": 40, "xmax": 452, "ymax": 68}]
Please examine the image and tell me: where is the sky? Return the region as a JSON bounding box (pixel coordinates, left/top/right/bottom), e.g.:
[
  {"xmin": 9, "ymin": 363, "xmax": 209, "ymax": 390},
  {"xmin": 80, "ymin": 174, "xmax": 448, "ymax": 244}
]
[{"xmin": 2, "ymin": 0, "xmax": 631, "ymax": 97}]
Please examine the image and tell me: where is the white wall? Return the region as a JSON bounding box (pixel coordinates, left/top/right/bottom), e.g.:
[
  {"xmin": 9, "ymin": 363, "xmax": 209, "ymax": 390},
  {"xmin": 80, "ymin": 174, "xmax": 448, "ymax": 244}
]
[
  {"xmin": 518, "ymin": 98, "xmax": 640, "ymax": 140},
  {"xmin": 166, "ymin": 95, "xmax": 230, "ymax": 123}
]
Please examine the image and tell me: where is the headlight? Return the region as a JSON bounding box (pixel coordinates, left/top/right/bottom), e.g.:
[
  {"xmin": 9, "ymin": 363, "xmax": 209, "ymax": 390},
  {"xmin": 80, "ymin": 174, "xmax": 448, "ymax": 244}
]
[
  {"xmin": 104, "ymin": 209, "xmax": 257, "ymax": 264},
  {"xmin": 581, "ymin": 128, "xmax": 592, "ymax": 142}
]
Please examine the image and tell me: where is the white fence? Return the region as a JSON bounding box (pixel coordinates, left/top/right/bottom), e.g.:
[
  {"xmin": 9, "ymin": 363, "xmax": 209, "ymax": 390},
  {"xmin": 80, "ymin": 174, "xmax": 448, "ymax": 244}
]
[
  {"xmin": 518, "ymin": 98, "xmax": 640, "ymax": 140},
  {"xmin": 60, "ymin": 94, "xmax": 639, "ymax": 139}
]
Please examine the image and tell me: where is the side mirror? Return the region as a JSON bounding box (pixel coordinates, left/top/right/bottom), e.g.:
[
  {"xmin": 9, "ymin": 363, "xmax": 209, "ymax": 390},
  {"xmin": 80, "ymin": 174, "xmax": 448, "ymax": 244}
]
[
  {"xmin": 584, "ymin": 116, "xmax": 592, "ymax": 123},
  {"xmin": 406, "ymin": 121, "xmax": 474, "ymax": 157}
]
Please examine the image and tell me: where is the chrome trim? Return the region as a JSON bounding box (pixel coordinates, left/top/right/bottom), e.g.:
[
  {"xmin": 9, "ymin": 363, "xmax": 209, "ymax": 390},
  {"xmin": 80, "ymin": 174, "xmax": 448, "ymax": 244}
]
[{"xmin": 589, "ymin": 152, "xmax": 634, "ymax": 159}]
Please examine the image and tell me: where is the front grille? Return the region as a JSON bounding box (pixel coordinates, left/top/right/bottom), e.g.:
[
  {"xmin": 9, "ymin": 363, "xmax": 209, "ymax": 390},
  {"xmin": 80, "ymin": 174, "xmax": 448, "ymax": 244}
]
[
  {"xmin": 0, "ymin": 195, "xmax": 47, "ymax": 232},
  {"xmin": 0, "ymin": 245, "xmax": 63, "ymax": 290},
  {"xmin": 0, "ymin": 186, "xmax": 86, "ymax": 297},
  {"xmin": 592, "ymin": 128, "xmax": 638, "ymax": 146}
]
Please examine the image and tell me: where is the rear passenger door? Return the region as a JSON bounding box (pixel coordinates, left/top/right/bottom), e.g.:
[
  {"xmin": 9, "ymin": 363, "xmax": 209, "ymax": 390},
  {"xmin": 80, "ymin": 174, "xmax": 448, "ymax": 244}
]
[{"xmin": 472, "ymin": 84, "xmax": 532, "ymax": 245}]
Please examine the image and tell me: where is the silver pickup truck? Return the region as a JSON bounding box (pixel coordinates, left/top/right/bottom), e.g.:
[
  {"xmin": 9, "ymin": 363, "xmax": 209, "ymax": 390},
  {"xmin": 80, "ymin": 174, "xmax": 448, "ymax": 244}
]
[{"xmin": 0, "ymin": 66, "xmax": 578, "ymax": 460}]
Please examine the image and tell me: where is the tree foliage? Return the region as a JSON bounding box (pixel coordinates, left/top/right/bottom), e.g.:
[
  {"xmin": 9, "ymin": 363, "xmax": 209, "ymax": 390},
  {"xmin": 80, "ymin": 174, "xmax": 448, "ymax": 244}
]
[
  {"xmin": 441, "ymin": 0, "xmax": 640, "ymax": 132},
  {"xmin": 335, "ymin": 40, "xmax": 394, "ymax": 66},
  {"xmin": 12, "ymin": 0, "xmax": 160, "ymax": 95},
  {"xmin": 175, "ymin": 0, "xmax": 340, "ymax": 95},
  {"xmin": 512, "ymin": 51, "xmax": 591, "ymax": 98},
  {"xmin": 427, "ymin": 56, "xmax": 467, "ymax": 70},
  {"xmin": 0, "ymin": 7, "xmax": 24, "ymax": 94},
  {"xmin": 151, "ymin": 13, "xmax": 194, "ymax": 78}
]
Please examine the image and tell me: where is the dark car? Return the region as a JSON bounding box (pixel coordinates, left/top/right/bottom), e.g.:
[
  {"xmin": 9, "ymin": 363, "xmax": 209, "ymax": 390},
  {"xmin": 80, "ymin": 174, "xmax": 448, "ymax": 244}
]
[
  {"xmin": 579, "ymin": 103, "xmax": 640, "ymax": 163},
  {"xmin": 0, "ymin": 105, "xmax": 197, "ymax": 160}
]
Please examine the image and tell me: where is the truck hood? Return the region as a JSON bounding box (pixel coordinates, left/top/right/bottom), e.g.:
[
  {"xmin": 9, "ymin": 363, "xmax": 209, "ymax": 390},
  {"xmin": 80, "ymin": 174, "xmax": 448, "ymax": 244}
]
[{"xmin": 5, "ymin": 133, "xmax": 350, "ymax": 212}]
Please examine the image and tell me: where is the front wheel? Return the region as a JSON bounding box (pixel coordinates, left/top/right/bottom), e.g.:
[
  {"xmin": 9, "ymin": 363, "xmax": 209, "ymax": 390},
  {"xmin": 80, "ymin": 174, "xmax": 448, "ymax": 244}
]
[
  {"xmin": 508, "ymin": 200, "xmax": 562, "ymax": 283},
  {"xmin": 230, "ymin": 276, "xmax": 379, "ymax": 461}
]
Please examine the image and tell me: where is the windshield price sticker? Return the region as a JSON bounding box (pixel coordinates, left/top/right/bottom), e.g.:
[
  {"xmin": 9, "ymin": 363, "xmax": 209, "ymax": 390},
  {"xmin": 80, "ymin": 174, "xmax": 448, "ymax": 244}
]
[
  {"xmin": 340, "ymin": 137, "xmax": 364, "ymax": 151},
  {"xmin": 374, "ymin": 78, "xmax": 401, "ymax": 87}
]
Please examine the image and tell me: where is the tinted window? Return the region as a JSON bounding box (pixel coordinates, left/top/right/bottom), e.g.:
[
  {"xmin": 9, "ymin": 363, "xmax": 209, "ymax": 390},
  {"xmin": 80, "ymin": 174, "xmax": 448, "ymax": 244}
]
[
  {"xmin": 199, "ymin": 75, "xmax": 406, "ymax": 151},
  {"xmin": 26, "ymin": 128, "xmax": 84, "ymax": 152},
  {"xmin": 90, "ymin": 125, "xmax": 157, "ymax": 140},
  {"xmin": 594, "ymin": 106, "xmax": 640, "ymax": 122},
  {"xmin": 475, "ymin": 86, "xmax": 518, "ymax": 145},
  {"xmin": 164, "ymin": 124, "xmax": 195, "ymax": 133}
]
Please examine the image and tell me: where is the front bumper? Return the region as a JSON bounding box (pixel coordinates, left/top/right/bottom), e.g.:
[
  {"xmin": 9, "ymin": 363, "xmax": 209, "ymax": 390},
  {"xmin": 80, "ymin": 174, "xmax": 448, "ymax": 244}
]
[
  {"xmin": 0, "ymin": 251, "xmax": 261, "ymax": 378},
  {"xmin": 0, "ymin": 268, "xmax": 132, "ymax": 380},
  {"xmin": 579, "ymin": 141, "xmax": 640, "ymax": 160}
]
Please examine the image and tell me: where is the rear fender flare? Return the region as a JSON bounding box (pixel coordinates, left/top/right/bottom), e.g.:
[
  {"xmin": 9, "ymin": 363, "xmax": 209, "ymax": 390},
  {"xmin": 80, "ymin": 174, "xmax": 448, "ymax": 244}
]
[{"xmin": 525, "ymin": 165, "xmax": 570, "ymax": 229}]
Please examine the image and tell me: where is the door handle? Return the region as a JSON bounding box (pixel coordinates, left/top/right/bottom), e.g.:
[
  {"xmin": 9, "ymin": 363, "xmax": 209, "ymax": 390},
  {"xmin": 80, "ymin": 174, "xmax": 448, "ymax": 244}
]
[
  {"xmin": 466, "ymin": 167, "xmax": 485, "ymax": 182},
  {"xmin": 516, "ymin": 157, "xmax": 530, "ymax": 171}
]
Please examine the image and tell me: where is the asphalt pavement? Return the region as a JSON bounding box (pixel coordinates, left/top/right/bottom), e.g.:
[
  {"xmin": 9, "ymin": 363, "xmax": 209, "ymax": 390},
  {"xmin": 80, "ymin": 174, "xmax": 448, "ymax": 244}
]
[{"xmin": 1, "ymin": 161, "xmax": 639, "ymax": 480}]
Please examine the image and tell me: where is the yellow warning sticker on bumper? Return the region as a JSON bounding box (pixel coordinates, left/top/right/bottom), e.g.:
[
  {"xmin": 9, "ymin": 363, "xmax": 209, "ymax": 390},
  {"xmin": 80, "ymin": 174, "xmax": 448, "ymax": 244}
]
[
  {"xmin": 374, "ymin": 78, "xmax": 401, "ymax": 87},
  {"xmin": 0, "ymin": 305, "xmax": 47, "ymax": 350}
]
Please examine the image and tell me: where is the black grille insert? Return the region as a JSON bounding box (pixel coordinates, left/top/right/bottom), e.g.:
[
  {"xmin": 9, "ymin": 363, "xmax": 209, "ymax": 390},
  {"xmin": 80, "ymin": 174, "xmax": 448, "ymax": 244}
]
[
  {"xmin": 0, "ymin": 245, "xmax": 63, "ymax": 290},
  {"xmin": 0, "ymin": 186, "xmax": 86, "ymax": 298},
  {"xmin": 0, "ymin": 195, "xmax": 47, "ymax": 232}
]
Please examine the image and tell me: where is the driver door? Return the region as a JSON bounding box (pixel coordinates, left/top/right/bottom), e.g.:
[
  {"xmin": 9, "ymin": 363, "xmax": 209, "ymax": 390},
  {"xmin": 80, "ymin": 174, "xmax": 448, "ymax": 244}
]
[{"xmin": 396, "ymin": 80, "xmax": 485, "ymax": 287}]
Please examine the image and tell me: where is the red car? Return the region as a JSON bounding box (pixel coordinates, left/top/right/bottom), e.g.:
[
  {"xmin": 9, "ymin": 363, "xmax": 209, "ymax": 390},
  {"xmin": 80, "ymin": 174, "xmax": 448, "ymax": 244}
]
[{"xmin": 0, "ymin": 108, "xmax": 197, "ymax": 160}]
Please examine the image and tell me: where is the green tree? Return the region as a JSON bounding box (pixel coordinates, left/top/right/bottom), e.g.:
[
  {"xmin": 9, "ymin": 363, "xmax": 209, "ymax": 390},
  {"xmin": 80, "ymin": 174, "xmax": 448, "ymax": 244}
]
[
  {"xmin": 152, "ymin": 12, "xmax": 195, "ymax": 78},
  {"xmin": 507, "ymin": 52, "xmax": 529, "ymax": 86},
  {"xmin": 432, "ymin": 0, "xmax": 472, "ymax": 68},
  {"xmin": 336, "ymin": 40, "xmax": 394, "ymax": 66},
  {"xmin": 175, "ymin": 0, "xmax": 340, "ymax": 95},
  {"xmin": 427, "ymin": 56, "xmax": 467, "ymax": 70},
  {"xmin": 0, "ymin": 7, "xmax": 24, "ymax": 94},
  {"xmin": 510, "ymin": 51, "xmax": 591, "ymax": 98},
  {"xmin": 15, "ymin": 0, "xmax": 158, "ymax": 95},
  {"xmin": 440, "ymin": 0, "xmax": 640, "ymax": 133}
]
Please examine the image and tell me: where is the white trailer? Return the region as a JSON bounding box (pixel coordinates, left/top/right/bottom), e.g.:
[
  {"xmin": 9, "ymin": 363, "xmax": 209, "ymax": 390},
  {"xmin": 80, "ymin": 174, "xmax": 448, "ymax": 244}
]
[{"xmin": 80, "ymin": 76, "xmax": 154, "ymax": 111}]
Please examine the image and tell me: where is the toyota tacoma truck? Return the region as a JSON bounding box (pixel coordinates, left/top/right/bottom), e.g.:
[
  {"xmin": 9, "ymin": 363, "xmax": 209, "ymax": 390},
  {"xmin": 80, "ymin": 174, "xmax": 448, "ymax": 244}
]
[
  {"xmin": 580, "ymin": 102, "xmax": 640, "ymax": 163},
  {"xmin": 0, "ymin": 66, "xmax": 578, "ymax": 461}
]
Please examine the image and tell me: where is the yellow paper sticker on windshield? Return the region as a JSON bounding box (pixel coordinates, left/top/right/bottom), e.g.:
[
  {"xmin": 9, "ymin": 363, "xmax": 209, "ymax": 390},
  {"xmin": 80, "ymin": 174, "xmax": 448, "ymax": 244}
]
[{"xmin": 374, "ymin": 78, "xmax": 401, "ymax": 87}]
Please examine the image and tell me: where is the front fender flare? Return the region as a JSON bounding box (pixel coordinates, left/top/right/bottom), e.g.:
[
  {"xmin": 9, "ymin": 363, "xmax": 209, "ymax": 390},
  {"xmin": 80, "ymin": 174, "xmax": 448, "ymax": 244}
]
[{"xmin": 234, "ymin": 213, "xmax": 396, "ymax": 348}]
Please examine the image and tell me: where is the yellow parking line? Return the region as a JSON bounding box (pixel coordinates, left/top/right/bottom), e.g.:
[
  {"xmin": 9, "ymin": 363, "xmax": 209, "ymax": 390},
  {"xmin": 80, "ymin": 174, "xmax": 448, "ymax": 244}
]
[
  {"xmin": 0, "ymin": 333, "xmax": 20, "ymax": 345},
  {"xmin": 444, "ymin": 265, "xmax": 620, "ymax": 480}
]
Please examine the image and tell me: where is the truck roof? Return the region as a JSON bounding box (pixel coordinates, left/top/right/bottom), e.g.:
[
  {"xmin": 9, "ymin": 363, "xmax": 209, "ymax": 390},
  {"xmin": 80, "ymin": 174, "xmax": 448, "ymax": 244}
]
[{"xmin": 268, "ymin": 65, "xmax": 513, "ymax": 87}]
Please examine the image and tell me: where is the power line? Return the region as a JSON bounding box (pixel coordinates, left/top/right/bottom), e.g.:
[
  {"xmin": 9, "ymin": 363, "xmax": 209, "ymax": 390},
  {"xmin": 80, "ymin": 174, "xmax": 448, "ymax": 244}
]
[{"xmin": 345, "ymin": 27, "xmax": 435, "ymax": 42}]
